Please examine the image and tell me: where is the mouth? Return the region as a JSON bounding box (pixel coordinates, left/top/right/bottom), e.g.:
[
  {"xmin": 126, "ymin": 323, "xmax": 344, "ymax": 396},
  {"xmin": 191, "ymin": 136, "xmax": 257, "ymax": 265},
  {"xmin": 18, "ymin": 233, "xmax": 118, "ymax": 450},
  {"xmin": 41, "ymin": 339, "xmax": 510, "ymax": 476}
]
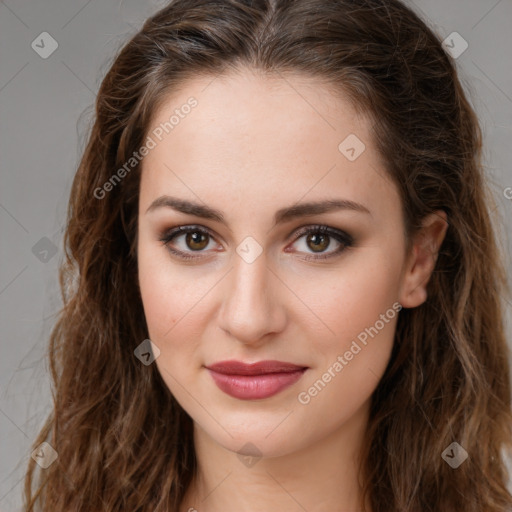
[{"xmin": 205, "ymin": 360, "xmax": 309, "ymax": 400}]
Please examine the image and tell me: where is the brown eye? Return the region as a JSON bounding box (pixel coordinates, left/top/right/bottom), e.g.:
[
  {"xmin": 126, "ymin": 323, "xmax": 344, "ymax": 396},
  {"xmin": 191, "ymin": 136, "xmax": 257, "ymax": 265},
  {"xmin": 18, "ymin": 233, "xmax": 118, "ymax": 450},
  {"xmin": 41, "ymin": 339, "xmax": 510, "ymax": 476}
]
[
  {"xmin": 185, "ymin": 231, "xmax": 209, "ymax": 251},
  {"xmin": 305, "ymin": 232, "xmax": 330, "ymax": 252},
  {"xmin": 159, "ymin": 225, "xmax": 216, "ymax": 260},
  {"xmin": 289, "ymin": 225, "xmax": 353, "ymax": 261},
  {"xmin": 160, "ymin": 224, "xmax": 353, "ymax": 262}
]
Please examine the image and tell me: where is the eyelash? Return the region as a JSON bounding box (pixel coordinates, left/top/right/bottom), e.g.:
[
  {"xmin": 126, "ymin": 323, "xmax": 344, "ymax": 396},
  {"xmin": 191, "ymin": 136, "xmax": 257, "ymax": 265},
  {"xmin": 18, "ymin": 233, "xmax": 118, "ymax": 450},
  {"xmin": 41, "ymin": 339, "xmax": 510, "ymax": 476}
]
[{"xmin": 158, "ymin": 224, "xmax": 354, "ymax": 262}]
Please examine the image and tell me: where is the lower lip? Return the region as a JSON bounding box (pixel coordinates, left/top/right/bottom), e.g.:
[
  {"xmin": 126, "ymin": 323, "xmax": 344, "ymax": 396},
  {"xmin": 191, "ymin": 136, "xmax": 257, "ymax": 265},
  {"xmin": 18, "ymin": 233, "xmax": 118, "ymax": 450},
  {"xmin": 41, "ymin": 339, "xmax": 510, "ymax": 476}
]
[{"xmin": 207, "ymin": 368, "xmax": 307, "ymax": 400}]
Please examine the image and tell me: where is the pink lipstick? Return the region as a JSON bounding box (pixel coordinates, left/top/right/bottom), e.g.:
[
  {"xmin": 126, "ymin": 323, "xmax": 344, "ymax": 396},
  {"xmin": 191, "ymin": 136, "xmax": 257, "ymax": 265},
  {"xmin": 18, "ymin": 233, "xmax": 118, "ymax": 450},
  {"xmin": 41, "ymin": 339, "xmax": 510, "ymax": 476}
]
[{"xmin": 205, "ymin": 360, "xmax": 308, "ymax": 400}]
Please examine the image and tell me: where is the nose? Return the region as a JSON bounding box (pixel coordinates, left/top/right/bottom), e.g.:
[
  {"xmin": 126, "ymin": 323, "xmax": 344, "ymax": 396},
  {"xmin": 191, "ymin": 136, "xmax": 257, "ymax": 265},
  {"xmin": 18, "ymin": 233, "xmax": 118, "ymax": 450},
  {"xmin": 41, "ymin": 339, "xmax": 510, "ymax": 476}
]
[{"xmin": 217, "ymin": 248, "xmax": 287, "ymax": 347}]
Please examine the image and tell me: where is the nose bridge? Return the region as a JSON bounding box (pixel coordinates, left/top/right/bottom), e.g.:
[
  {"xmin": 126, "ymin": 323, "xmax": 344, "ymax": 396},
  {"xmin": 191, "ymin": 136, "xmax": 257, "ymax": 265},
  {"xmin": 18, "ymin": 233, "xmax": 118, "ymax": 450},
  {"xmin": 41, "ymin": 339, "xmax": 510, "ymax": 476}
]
[{"xmin": 218, "ymin": 246, "xmax": 284, "ymax": 344}]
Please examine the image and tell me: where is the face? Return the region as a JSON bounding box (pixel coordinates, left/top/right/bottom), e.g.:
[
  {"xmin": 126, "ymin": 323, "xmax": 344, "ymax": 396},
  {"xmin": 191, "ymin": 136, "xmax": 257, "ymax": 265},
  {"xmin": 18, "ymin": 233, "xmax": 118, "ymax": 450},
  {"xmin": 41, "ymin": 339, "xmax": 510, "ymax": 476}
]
[{"xmin": 137, "ymin": 68, "xmax": 412, "ymax": 459}]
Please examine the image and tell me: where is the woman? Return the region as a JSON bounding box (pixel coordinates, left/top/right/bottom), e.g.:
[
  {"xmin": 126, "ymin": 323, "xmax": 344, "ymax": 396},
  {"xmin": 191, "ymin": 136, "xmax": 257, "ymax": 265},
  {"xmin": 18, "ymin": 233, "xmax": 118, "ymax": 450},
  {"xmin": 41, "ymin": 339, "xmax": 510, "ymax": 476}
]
[{"xmin": 24, "ymin": 0, "xmax": 512, "ymax": 510}]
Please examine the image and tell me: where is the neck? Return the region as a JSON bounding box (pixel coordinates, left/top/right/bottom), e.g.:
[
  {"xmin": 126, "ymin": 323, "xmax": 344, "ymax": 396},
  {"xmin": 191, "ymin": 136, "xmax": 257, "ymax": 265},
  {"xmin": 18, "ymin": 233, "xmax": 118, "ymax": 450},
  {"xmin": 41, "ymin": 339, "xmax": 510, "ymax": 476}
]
[{"xmin": 179, "ymin": 399, "xmax": 372, "ymax": 512}]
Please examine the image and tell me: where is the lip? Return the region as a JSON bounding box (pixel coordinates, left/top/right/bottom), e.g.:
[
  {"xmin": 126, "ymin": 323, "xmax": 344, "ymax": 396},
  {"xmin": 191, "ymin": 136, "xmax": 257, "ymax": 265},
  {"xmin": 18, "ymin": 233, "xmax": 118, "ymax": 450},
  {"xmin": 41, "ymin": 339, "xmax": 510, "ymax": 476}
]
[{"xmin": 205, "ymin": 360, "xmax": 308, "ymax": 400}]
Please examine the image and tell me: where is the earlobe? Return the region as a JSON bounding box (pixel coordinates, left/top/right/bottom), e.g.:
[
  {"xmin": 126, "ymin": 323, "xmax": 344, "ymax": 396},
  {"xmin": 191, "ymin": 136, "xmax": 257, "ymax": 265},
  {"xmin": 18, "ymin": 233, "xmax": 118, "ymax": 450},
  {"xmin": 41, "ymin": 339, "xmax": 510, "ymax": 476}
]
[{"xmin": 399, "ymin": 211, "xmax": 448, "ymax": 309}]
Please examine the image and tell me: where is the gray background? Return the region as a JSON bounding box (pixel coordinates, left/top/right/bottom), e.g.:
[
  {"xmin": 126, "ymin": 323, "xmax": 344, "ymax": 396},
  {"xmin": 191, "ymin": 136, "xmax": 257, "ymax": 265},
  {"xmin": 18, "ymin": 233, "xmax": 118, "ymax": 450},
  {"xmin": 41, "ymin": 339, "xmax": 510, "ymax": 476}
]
[{"xmin": 1, "ymin": 0, "xmax": 511, "ymax": 510}]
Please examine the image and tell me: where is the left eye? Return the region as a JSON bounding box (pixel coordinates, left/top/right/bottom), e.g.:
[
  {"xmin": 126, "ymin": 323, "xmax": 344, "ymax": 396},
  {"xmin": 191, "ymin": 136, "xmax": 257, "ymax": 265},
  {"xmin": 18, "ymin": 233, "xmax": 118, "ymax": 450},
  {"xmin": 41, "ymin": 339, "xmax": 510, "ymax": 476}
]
[
  {"xmin": 287, "ymin": 225, "xmax": 353, "ymax": 261},
  {"xmin": 159, "ymin": 224, "xmax": 353, "ymax": 261}
]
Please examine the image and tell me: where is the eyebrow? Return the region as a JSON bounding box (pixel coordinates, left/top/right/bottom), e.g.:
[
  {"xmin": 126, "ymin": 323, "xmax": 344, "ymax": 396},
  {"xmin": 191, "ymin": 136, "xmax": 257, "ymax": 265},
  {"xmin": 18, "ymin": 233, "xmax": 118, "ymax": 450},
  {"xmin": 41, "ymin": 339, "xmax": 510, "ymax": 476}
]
[{"xmin": 145, "ymin": 195, "xmax": 371, "ymax": 226}]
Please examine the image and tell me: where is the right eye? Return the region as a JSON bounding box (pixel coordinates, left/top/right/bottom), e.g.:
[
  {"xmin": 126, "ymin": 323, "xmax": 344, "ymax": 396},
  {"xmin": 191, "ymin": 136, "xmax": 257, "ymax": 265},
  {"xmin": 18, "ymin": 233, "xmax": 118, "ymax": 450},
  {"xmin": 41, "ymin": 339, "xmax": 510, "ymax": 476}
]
[{"xmin": 159, "ymin": 225, "xmax": 220, "ymax": 260}]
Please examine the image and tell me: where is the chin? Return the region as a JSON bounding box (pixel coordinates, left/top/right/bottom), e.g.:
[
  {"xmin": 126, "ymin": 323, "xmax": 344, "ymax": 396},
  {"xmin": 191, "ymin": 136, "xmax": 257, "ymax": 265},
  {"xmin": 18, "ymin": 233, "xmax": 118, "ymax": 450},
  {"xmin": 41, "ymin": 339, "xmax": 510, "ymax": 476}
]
[{"xmin": 199, "ymin": 417, "xmax": 307, "ymax": 460}]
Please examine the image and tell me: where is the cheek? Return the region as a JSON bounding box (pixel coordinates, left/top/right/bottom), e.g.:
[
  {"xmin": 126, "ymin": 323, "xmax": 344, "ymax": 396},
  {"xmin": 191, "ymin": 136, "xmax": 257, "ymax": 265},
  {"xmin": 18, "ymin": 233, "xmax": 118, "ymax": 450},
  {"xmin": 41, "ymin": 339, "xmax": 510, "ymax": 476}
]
[
  {"xmin": 292, "ymin": 243, "xmax": 403, "ymax": 347},
  {"xmin": 296, "ymin": 247, "xmax": 402, "ymax": 411},
  {"xmin": 137, "ymin": 240, "xmax": 222, "ymax": 384},
  {"xmin": 337, "ymin": 264, "xmax": 400, "ymax": 338},
  {"xmin": 137, "ymin": 255, "xmax": 204, "ymax": 399},
  {"xmin": 139, "ymin": 280, "xmax": 222, "ymax": 347},
  {"xmin": 138, "ymin": 252, "xmax": 179, "ymax": 340},
  {"xmin": 294, "ymin": 275, "xmax": 400, "ymax": 438},
  {"xmin": 291, "ymin": 244, "xmax": 402, "ymax": 408},
  {"xmin": 137, "ymin": 235, "xmax": 210, "ymax": 337}
]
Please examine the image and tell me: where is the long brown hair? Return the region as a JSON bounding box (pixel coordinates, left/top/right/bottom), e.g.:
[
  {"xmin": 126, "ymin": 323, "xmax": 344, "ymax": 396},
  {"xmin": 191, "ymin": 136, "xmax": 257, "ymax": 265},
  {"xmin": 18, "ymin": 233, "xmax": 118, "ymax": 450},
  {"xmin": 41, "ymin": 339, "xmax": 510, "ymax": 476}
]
[{"xmin": 24, "ymin": 0, "xmax": 512, "ymax": 510}]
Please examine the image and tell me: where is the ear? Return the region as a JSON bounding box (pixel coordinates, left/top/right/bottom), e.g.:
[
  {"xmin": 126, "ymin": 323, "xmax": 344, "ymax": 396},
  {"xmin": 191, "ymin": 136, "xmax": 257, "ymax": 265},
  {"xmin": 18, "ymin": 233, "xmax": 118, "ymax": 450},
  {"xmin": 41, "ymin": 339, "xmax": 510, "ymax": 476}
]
[{"xmin": 399, "ymin": 210, "xmax": 448, "ymax": 309}]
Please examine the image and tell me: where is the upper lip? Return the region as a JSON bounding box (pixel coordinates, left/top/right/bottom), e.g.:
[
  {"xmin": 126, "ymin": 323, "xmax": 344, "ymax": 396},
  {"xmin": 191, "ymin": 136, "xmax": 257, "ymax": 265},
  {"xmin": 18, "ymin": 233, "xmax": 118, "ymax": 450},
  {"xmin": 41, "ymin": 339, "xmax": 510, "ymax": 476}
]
[{"xmin": 206, "ymin": 360, "xmax": 308, "ymax": 375}]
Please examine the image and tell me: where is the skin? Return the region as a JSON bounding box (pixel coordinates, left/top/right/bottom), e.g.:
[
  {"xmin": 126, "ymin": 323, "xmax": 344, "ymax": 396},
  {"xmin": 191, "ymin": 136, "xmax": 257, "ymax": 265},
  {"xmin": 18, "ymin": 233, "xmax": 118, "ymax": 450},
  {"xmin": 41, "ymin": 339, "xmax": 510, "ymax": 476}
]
[{"xmin": 136, "ymin": 67, "xmax": 447, "ymax": 512}]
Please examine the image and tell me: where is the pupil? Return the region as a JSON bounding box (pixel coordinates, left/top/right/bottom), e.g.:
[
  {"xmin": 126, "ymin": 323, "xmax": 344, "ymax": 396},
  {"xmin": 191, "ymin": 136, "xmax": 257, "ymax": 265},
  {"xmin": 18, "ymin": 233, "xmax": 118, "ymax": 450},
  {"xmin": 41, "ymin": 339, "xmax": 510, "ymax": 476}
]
[
  {"xmin": 187, "ymin": 232, "xmax": 208, "ymax": 250},
  {"xmin": 308, "ymin": 233, "xmax": 328, "ymax": 252}
]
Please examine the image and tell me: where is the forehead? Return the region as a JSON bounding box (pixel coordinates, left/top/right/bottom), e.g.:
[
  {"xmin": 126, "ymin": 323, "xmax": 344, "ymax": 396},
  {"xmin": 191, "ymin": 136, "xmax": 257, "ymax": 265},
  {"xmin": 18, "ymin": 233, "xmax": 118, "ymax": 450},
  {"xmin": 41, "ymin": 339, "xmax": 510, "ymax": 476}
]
[
  {"xmin": 140, "ymin": 68, "xmax": 397, "ymax": 219},
  {"xmin": 147, "ymin": 68, "xmax": 367, "ymax": 154}
]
